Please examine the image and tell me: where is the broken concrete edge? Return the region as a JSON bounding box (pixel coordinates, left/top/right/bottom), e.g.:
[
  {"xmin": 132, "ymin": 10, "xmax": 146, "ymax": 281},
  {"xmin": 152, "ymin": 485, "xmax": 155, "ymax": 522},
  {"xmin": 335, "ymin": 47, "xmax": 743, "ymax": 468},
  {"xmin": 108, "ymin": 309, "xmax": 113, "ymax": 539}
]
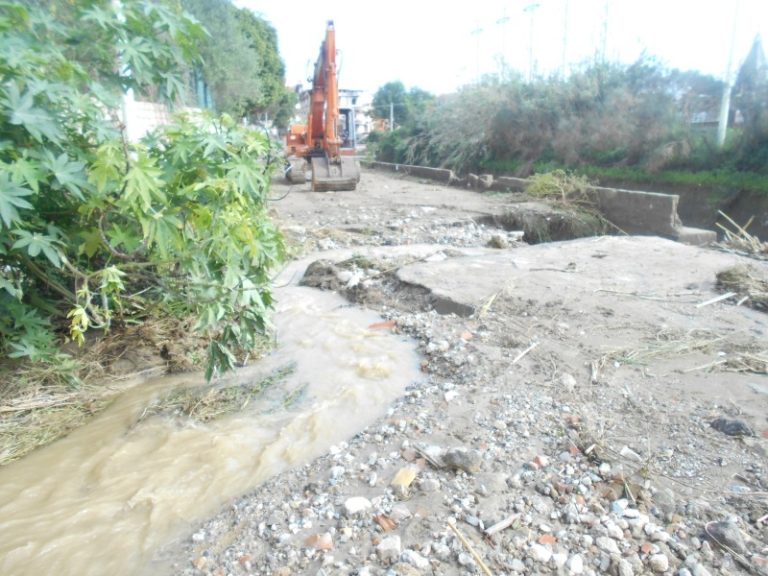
[
  {"xmin": 362, "ymin": 160, "xmax": 455, "ymax": 184},
  {"xmin": 363, "ymin": 160, "xmax": 716, "ymax": 246}
]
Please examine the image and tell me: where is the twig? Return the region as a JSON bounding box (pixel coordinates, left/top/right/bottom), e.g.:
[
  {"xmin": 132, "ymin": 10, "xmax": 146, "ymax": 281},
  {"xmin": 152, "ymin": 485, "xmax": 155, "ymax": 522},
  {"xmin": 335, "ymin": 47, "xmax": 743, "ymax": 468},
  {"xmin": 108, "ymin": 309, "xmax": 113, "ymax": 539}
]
[
  {"xmin": 704, "ymin": 521, "xmax": 759, "ymax": 574},
  {"xmin": 512, "ymin": 342, "xmax": 538, "ymax": 364},
  {"xmin": 682, "ymin": 359, "xmax": 728, "ymax": 373},
  {"xmin": 484, "ymin": 514, "xmax": 519, "ymax": 536},
  {"xmin": 696, "ymin": 292, "xmax": 736, "ymax": 308},
  {"xmin": 593, "ymin": 288, "xmax": 697, "ymax": 302},
  {"xmin": 448, "ymin": 521, "xmax": 494, "ymax": 576}
]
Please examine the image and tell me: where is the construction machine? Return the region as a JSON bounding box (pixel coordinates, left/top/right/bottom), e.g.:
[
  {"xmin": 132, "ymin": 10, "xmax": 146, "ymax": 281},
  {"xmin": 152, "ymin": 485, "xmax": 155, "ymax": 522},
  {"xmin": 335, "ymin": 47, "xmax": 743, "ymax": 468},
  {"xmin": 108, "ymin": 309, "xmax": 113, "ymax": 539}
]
[{"xmin": 284, "ymin": 21, "xmax": 360, "ymax": 191}]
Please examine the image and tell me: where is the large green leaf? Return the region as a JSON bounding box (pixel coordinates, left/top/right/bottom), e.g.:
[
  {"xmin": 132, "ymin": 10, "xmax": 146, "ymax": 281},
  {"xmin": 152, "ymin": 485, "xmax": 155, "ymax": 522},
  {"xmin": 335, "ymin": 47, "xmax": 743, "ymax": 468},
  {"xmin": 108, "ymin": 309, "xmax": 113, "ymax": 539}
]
[
  {"xmin": 4, "ymin": 82, "xmax": 63, "ymax": 143},
  {"xmin": 122, "ymin": 152, "xmax": 165, "ymax": 210},
  {"xmin": 0, "ymin": 173, "xmax": 33, "ymax": 228},
  {"xmin": 11, "ymin": 229, "xmax": 63, "ymax": 267}
]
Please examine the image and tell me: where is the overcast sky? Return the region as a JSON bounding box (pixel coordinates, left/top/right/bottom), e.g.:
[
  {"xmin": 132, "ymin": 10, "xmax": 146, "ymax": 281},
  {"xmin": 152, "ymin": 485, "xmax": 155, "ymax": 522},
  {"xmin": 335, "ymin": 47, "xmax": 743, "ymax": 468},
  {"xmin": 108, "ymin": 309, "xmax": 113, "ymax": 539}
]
[{"xmin": 234, "ymin": 0, "xmax": 767, "ymax": 95}]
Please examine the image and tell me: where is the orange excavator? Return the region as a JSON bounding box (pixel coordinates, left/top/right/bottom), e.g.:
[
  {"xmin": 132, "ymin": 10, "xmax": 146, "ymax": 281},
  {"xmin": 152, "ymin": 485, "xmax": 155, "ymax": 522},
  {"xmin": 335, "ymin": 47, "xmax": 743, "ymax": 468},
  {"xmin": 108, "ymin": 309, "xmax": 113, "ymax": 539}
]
[{"xmin": 284, "ymin": 21, "xmax": 360, "ymax": 191}]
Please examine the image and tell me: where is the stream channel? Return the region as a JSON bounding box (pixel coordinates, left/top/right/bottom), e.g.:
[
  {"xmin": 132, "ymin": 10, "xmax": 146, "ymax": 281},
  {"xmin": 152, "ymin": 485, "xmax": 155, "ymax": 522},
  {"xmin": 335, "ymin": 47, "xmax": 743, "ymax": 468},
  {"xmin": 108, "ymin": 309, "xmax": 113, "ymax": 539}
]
[{"xmin": 0, "ymin": 254, "xmax": 423, "ymax": 576}]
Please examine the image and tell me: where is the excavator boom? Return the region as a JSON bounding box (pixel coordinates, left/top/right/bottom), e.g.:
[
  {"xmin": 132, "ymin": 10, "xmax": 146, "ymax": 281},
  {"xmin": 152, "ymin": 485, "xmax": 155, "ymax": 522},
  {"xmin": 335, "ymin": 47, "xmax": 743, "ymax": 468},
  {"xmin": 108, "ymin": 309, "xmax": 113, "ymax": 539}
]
[{"xmin": 284, "ymin": 21, "xmax": 360, "ymax": 191}]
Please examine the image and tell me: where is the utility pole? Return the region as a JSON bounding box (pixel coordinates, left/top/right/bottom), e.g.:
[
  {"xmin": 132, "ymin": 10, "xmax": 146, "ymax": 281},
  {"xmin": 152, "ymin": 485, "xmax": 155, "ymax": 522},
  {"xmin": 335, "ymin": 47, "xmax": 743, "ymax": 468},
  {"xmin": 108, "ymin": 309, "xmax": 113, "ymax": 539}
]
[
  {"xmin": 389, "ymin": 101, "xmax": 394, "ymax": 132},
  {"xmin": 561, "ymin": 0, "xmax": 570, "ymax": 76},
  {"xmin": 524, "ymin": 3, "xmax": 540, "ymax": 83},
  {"xmin": 599, "ymin": 0, "xmax": 610, "ymax": 64},
  {"xmin": 717, "ymin": 0, "xmax": 740, "ymax": 149},
  {"xmin": 497, "ymin": 15, "xmax": 510, "ymax": 79},
  {"xmin": 471, "ymin": 26, "xmax": 483, "ymax": 82}
]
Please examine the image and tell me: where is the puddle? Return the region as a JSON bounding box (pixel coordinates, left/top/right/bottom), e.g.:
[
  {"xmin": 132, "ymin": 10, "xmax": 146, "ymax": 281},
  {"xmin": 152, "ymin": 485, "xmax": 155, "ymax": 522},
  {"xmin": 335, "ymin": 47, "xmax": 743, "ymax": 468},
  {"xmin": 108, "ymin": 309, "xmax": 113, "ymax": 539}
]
[{"xmin": 0, "ymin": 285, "xmax": 421, "ymax": 576}]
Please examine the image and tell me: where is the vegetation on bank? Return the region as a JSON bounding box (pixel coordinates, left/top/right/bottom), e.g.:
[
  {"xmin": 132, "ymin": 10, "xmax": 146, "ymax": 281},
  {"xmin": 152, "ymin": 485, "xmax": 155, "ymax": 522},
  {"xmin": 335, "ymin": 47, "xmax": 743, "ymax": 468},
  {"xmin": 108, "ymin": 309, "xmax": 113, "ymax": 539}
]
[
  {"xmin": 0, "ymin": 1, "xmax": 285, "ymax": 386},
  {"xmin": 369, "ymin": 45, "xmax": 768, "ymax": 195}
]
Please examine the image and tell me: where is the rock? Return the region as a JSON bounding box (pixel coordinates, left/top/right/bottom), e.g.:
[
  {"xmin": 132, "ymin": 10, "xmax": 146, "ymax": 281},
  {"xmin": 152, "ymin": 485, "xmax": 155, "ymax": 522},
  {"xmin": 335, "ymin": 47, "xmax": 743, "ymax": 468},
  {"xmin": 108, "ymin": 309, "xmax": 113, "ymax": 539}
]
[
  {"xmin": 691, "ymin": 564, "xmax": 712, "ymax": 576},
  {"xmin": 458, "ymin": 552, "xmax": 475, "ymax": 567},
  {"xmin": 432, "ymin": 542, "xmax": 451, "ymax": 560},
  {"xmin": 402, "ymin": 549, "xmax": 430, "ymax": 570},
  {"xmin": 567, "ymin": 554, "xmax": 584, "ymax": 574},
  {"xmin": 444, "ymin": 447, "xmax": 482, "ymax": 474},
  {"xmin": 330, "ymin": 465, "xmax": 345, "ymax": 479},
  {"xmin": 618, "ymin": 558, "xmax": 635, "ymax": 576},
  {"xmin": 649, "ymin": 554, "xmax": 669, "ymax": 573},
  {"xmin": 597, "ymin": 536, "xmax": 621, "ymax": 554},
  {"xmin": 191, "ymin": 530, "xmax": 206, "ymax": 543},
  {"xmin": 704, "ymin": 520, "xmax": 746, "ymax": 554},
  {"xmin": 377, "ymin": 535, "xmax": 402, "ymax": 564},
  {"xmin": 710, "ymin": 417, "xmax": 754, "ymax": 437},
  {"xmin": 419, "ymin": 478, "xmax": 440, "ymax": 493},
  {"xmin": 607, "ymin": 522, "xmax": 625, "ymax": 540},
  {"xmin": 305, "ymin": 532, "xmax": 333, "ymax": 550},
  {"xmin": 390, "ymin": 504, "xmax": 412, "ymax": 523},
  {"xmin": 530, "ymin": 543, "xmax": 553, "ymax": 563},
  {"xmin": 487, "ymin": 234, "xmax": 509, "ymax": 249},
  {"xmin": 344, "ymin": 496, "xmax": 372, "ymax": 517},
  {"xmin": 391, "ymin": 466, "xmax": 418, "ymax": 498},
  {"xmin": 560, "ymin": 372, "xmax": 577, "ymax": 391},
  {"xmin": 510, "ymin": 558, "xmax": 526, "ymax": 572},
  {"xmin": 552, "ymin": 553, "xmax": 568, "ymax": 569},
  {"xmin": 391, "ymin": 562, "xmax": 421, "ymax": 576}
]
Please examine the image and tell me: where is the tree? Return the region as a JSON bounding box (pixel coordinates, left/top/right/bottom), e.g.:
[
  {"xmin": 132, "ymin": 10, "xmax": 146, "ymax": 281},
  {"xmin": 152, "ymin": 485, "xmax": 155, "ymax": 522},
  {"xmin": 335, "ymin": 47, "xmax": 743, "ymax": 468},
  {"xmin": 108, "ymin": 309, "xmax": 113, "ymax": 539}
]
[
  {"xmin": 733, "ymin": 35, "xmax": 768, "ymax": 171},
  {"xmin": 0, "ymin": 1, "xmax": 284, "ymax": 380},
  {"xmin": 181, "ymin": 0, "xmax": 295, "ymax": 128},
  {"xmin": 372, "ymin": 82, "xmax": 435, "ymax": 129},
  {"xmin": 372, "ymin": 81, "xmax": 407, "ymax": 127}
]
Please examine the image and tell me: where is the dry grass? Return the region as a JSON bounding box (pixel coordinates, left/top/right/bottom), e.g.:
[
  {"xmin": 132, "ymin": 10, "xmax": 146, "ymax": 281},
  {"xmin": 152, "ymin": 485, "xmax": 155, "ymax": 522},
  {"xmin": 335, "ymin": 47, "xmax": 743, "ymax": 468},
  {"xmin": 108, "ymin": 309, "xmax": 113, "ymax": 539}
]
[
  {"xmin": 0, "ymin": 316, "xmax": 274, "ymax": 465},
  {"xmin": 716, "ymin": 265, "xmax": 768, "ymax": 312},
  {"xmin": 136, "ymin": 363, "xmax": 296, "ymax": 424},
  {"xmin": 603, "ymin": 328, "xmax": 724, "ymax": 366},
  {"xmin": 715, "ymin": 211, "xmax": 768, "ymax": 260}
]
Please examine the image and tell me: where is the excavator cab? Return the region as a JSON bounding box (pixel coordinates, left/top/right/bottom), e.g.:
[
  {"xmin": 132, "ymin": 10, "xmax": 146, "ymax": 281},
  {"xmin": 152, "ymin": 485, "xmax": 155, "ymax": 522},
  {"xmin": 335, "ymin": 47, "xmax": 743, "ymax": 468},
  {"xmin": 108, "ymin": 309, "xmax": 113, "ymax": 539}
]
[{"xmin": 284, "ymin": 21, "xmax": 360, "ymax": 191}]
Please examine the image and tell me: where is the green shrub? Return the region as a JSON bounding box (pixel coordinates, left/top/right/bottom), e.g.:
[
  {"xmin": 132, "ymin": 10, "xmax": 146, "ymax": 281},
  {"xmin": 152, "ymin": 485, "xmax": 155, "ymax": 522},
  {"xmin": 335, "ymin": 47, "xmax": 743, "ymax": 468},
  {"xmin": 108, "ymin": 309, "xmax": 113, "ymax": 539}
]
[{"xmin": 0, "ymin": 1, "xmax": 283, "ymax": 381}]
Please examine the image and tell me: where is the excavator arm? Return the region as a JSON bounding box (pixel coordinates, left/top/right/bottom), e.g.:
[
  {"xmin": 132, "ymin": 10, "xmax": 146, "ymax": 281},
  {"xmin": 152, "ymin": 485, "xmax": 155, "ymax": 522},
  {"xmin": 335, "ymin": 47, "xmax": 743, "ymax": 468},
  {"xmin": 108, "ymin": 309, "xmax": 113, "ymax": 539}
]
[{"xmin": 285, "ymin": 21, "xmax": 360, "ymax": 191}]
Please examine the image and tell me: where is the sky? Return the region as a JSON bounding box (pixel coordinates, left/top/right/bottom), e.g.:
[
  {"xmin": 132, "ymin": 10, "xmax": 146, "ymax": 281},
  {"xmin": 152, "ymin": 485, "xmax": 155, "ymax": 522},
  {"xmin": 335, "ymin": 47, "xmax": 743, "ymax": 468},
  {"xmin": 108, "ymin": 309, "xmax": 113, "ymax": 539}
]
[{"xmin": 234, "ymin": 0, "xmax": 768, "ymax": 95}]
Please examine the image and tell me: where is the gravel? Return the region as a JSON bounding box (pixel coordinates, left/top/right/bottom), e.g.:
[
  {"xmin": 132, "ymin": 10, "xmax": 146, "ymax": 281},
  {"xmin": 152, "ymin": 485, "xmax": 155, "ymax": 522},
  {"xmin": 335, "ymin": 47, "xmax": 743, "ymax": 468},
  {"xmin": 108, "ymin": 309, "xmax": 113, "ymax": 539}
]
[{"xmin": 157, "ymin": 172, "xmax": 768, "ymax": 575}]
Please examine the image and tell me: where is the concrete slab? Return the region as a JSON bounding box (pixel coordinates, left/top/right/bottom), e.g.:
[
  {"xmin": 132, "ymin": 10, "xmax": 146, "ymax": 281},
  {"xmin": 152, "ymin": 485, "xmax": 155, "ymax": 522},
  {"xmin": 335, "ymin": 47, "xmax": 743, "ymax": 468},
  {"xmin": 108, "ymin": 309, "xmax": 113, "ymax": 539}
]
[
  {"xmin": 395, "ymin": 236, "xmax": 757, "ymax": 318},
  {"xmin": 675, "ymin": 226, "xmax": 717, "ymax": 246}
]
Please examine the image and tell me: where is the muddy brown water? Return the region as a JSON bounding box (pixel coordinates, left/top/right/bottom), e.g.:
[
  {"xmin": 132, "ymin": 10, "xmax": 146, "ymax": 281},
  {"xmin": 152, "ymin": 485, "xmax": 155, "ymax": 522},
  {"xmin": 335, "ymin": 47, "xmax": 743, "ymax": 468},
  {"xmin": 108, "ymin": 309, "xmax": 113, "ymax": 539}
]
[{"xmin": 0, "ymin": 283, "xmax": 421, "ymax": 576}]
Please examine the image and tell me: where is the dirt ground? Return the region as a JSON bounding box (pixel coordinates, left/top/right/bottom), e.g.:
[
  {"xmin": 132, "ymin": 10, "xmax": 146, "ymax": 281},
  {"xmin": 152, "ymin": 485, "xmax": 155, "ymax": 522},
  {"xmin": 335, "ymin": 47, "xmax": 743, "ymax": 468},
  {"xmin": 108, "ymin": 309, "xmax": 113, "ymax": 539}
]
[{"xmin": 156, "ymin": 168, "xmax": 768, "ymax": 575}]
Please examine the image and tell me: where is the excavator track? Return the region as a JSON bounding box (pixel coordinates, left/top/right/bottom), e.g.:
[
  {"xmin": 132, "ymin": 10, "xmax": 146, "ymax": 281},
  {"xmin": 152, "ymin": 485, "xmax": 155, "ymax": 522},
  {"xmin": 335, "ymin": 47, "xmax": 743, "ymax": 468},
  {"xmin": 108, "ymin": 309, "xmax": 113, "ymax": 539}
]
[{"xmin": 311, "ymin": 156, "xmax": 360, "ymax": 192}]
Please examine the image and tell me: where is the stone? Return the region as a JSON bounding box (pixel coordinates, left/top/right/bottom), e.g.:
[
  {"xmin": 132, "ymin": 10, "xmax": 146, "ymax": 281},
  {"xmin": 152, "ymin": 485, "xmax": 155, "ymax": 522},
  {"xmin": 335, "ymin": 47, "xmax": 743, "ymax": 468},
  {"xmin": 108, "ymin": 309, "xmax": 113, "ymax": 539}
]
[
  {"xmin": 191, "ymin": 530, "xmax": 206, "ymax": 543},
  {"xmin": 597, "ymin": 536, "xmax": 621, "ymax": 554},
  {"xmin": 432, "ymin": 542, "xmax": 451, "ymax": 560},
  {"xmin": 391, "ymin": 467, "xmax": 418, "ymax": 498},
  {"xmin": 530, "ymin": 543, "xmax": 553, "ymax": 563},
  {"xmin": 710, "ymin": 417, "xmax": 754, "ymax": 437},
  {"xmin": 390, "ymin": 504, "xmax": 412, "ymax": 523},
  {"xmin": 552, "ymin": 553, "xmax": 568, "ymax": 569},
  {"xmin": 444, "ymin": 447, "xmax": 482, "ymax": 474},
  {"xmin": 344, "ymin": 496, "xmax": 372, "ymax": 517},
  {"xmin": 330, "ymin": 465, "xmax": 346, "ymax": 479},
  {"xmin": 704, "ymin": 520, "xmax": 746, "ymax": 554},
  {"xmin": 419, "ymin": 478, "xmax": 441, "ymax": 492},
  {"xmin": 305, "ymin": 532, "xmax": 333, "ymax": 550},
  {"xmin": 567, "ymin": 554, "xmax": 584, "ymax": 574},
  {"xmin": 691, "ymin": 564, "xmax": 712, "ymax": 576},
  {"xmin": 649, "ymin": 553, "xmax": 669, "ymax": 573},
  {"xmin": 618, "ymin": 558, "xmax": 635, "ymax": 576},
  {"xmin": 458, "ymin": 552, "xmax": 475, "ymax": 567},
  {"xmin": 377, "ymin": 535, "xmax": 402, "ymax": 564},
  {"xmin": 560, "ymin": 372, "xmax": 578, "ymax": 391},
  {"xmin": 402, "ymin": 549, "xmax": 430, "ymax": 570}
]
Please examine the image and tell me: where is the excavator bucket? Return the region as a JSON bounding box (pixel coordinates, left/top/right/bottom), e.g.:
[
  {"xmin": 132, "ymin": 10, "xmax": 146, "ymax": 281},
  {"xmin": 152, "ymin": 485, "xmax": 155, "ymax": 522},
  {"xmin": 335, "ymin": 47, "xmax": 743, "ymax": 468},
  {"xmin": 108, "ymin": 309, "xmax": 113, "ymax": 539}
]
[{"xmin": 311, "ymin": 156, "xmax": 360, "ymax": 192}]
